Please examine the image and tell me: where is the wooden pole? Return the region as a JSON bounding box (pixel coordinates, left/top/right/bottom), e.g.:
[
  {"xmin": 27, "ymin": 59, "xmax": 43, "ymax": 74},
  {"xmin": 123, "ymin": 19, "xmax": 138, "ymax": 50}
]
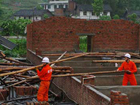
[
  {"xmin": 92, "ymin": 60, "xmax": 140, "ymax": 63},
  {"xmin": 51, "ymin": 70, "xmax": 121, "ymax": 77},
  {"xmin": 42, "ymin": 52, "xmax": 116, "ymax": 57},
  {"xmin": 0, "ymin": 62, "xmax": 24, "ymax": 66},
  {"xmin": 0, "ymin": 67, "xmax": 27, "ymax": 72},
  {"xmin": 0, "ymin": 53, "xmax": 89, "ymax": 77}
]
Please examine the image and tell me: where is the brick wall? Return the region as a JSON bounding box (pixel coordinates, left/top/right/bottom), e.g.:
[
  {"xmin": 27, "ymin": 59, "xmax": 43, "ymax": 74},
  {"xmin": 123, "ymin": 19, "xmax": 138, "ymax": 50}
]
[
  {"xmin": 53, "ymin": 77, "xmax": 110, "ymax": 105},
  {"xmin": 27, "ymin": 17, "xmax": 140, "ymax": 53}
]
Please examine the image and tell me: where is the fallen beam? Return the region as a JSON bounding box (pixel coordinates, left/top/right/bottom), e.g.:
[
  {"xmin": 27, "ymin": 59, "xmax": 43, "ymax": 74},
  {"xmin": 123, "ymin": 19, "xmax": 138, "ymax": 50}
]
[
  {"xmin": 42, "ymin": 52, "xmax": 116, "ymax": 57},
  {"xmin": 92, "ymin": 60, "xmax": 140, "ymax": 63}
]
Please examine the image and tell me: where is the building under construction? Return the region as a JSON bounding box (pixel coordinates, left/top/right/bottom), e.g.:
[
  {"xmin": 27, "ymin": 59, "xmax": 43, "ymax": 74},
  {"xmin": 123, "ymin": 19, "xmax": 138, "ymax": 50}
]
[{"xmin": 0, "ymin": 17, "xmax": 140, "ymax": 105}]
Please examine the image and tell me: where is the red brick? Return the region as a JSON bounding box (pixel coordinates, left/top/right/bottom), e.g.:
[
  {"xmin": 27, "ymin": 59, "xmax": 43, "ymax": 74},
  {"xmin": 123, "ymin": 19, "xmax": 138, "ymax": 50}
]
[
  {"xmin": 0, "ymin": 89, "xmax": 9, "ymax": 101},
  {"xmin": 27, "ymin": 17, "xmax": 140, "ymax": 53}
]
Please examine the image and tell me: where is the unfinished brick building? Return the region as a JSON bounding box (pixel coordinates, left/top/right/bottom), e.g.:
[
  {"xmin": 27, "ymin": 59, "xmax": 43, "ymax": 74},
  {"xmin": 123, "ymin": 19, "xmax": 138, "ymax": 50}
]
[
  {"xmin": 26, "ymin": 17, "xmax": 140, "ymax": 105},
  {"xmin": 27, "ymin": 16, "xmax": 140, "ymax": 53}
]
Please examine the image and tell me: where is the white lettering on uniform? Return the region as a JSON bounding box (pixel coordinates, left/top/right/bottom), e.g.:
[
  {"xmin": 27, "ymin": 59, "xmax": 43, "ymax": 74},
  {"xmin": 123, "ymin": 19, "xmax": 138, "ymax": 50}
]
[{"xmin": 48, "ymin": 69, "xmax": 52, "ymax": 73}]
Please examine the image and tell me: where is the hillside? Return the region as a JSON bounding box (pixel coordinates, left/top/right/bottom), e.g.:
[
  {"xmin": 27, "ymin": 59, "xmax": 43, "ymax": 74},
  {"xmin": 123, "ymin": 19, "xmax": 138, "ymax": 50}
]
[{"xmin": 0, "ymin": 0, "xmax": 45, "ymax": 25}]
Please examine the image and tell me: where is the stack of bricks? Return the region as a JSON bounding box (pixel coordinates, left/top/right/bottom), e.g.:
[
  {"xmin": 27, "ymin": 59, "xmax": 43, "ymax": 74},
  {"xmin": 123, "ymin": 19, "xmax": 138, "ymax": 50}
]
[
  {"xmin": 15, "ymin": 86, "xmax": 37, "ymax": 96},
  {"xmin": 110, "ymin": 90, "xmax": 129, "ymax": 105},
  {"xmin": 0, "ymin": 89, "xmax": 9, "ymax": 101},
  {"xmin": 26, "ymin": 101, "xmax": 49, "ymax": 105}
]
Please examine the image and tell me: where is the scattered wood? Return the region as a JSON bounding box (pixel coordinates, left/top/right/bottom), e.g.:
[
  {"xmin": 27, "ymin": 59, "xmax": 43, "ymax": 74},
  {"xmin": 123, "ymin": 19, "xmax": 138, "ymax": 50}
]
[
  {"xmin": 0, "ymin": 51, "xmax": 32, "ymax": 66},
  {"xmin": 0, "ymin": 53, "xmax": 89, "ymax": 77}
]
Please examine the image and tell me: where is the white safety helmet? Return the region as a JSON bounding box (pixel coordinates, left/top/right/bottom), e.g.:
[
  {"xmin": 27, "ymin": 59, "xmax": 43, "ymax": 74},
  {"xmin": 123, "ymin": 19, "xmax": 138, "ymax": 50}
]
[
  {"xmin": 124, "ymin": 53, "xmax": 131, "ymax": 59},
  {"xmin": 42, "ymin": 57, "xmax": 50, "ymax": 63}
]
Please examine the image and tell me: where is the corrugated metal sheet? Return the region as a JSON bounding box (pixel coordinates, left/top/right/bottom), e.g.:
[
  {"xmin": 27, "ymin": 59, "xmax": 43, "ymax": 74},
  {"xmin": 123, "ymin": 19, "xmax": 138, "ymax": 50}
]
[{"xmin": 0, "ymin": 36, "xmax": 16, "ymax": 50}]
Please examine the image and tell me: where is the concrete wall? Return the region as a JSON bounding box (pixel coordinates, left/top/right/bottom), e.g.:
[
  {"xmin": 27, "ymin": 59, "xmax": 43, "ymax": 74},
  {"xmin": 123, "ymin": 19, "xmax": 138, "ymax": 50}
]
[
  {"xmin": 27, "ymin": 17, "xmax": 140, "ymax": 53},
  {"xmin": 94, "ymin": 74, "xmax": 140, "ymax": 86}
]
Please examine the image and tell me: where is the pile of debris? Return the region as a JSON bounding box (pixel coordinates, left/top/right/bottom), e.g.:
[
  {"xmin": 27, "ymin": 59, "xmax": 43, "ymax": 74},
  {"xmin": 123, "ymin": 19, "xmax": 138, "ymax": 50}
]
[{"xmin": 0, "ymin": 51, "xmax": 76, "ymax": 105}]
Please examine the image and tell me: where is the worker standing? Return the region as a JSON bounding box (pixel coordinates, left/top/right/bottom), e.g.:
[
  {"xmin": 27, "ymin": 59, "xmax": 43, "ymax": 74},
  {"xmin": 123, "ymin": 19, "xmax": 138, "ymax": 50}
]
[
  {"xmin": 117, "ymin": 53, "xmax": 137, "ymax": 86},
  {"xmin": 36, "ymin": 57, "xmax": 52, "ymax": 102}
]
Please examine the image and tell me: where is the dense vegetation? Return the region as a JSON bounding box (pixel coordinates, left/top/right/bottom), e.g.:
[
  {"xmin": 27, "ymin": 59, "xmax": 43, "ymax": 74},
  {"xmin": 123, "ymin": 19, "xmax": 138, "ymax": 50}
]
[
  {"xmin": 1, "ymin": 19, "xmax": 31, "ymax": 36},
  {"xmin": 0, "ymin": 39, "xmax": 27, "ymax": 57},
  {"xmin": 75, "ymin": 0, "xmax": 140, "ymax": 17}
]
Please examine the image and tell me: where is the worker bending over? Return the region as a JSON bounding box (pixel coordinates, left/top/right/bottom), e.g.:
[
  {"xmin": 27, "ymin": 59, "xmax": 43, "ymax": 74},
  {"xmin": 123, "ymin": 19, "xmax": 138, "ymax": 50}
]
[
  {"xmin": 117, "ymin": 53, "xmax": 137, "ymax": 86},
  {"xmin": 36, "ymin": 57, "xmax": 52, "ymax": 102}
]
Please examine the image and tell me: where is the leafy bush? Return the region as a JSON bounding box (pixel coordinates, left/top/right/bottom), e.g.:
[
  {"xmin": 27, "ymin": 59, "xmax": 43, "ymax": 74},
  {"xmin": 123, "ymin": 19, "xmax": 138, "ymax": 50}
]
[
  {"xmin": 43, "ymin": 14, "xmax": 49, "ymax": 19},
  {"xmin": 127, "ymin": 13, "xmax": 137, "ymax": 23},
  {"xmin": 99, "ymin": 15, "xmax": 111, "ymax": 20},
  {"xmin": 113, "ymin": 15, "xmax": 120, "ymax": 19},
  {"xmin": 0, "ymin": 39, "xmax": 27, "ymax": 57}
]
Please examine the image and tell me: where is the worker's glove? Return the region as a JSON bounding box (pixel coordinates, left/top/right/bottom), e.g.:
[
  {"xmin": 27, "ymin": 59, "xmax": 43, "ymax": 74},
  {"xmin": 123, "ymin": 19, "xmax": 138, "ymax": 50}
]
[
  {"xmin": 116, "ymin": 69, "xmax": 120, "ymax": 72},
  {"xmin": 35, "ymin": 67, "xmax": 38, "ymax": 71},
  {"xmin": 125, "ymin": 70, "xmax": 131, "ymax": 74}
]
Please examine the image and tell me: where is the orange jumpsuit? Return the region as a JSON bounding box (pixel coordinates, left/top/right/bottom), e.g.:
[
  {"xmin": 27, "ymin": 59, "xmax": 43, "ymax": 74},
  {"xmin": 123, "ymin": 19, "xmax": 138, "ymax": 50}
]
[
  {"xmin": 118, "ymin": 61, "xmax": 137, "ymax": 86},
  {"xmin": 37, "ymin": 64, "xmax": 52, "ymax": 101}
]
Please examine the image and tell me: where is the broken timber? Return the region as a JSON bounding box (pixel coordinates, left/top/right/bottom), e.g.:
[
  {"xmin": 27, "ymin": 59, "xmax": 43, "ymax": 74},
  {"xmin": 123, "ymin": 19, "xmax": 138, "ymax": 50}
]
[{"xmin": 0, "ymin": 51, "xmax": 32, "ymax": 66}]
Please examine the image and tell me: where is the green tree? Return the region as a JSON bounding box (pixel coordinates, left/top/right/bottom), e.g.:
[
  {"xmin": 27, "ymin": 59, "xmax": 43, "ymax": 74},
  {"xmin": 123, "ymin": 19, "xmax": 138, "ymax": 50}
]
[
  {"xmin": 99, "ymin": 15, "xmax": 111, "ymax": 20},
  {"xmin": 113, "ymin": 14, "xmax": 120, "ymax": 19},
  {"xmin": 43, "ymin": 0, "xmax": 48, "ymax": 2},
  {"xmin": 1, "ymin": 19, "xmax": 32, "ymax": 36},
  {"xmin": 0, "ymin": 2, "xmax": 3, "ymax": 17},
  {"xmin": 127, "ymin": 13, "xmax": 137, "ymax": 23},
  {"xmin": 92, "ymin": 0, "xmax": 103, "ymax": 16},
  {"xmin": 36, "ymin": 5, "xmax": 44, "ymax": 10}
]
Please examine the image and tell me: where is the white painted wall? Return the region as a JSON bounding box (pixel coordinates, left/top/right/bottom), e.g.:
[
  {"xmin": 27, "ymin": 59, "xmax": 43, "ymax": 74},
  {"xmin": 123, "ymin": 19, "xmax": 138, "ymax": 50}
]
[
  {"xmin": 40, "ymin": 0, "xmax": 68, "ymax": 12},
  {"xmin": 15, "ymin": 16, "xmax": 42, "ymax": 21},
  {"xmin": 49, "ymin": 0, "xmax": 68, "ymax": 4},
  {"xmin": 72, "ymin": 11, "xmax": 111, "ymax": 20}
]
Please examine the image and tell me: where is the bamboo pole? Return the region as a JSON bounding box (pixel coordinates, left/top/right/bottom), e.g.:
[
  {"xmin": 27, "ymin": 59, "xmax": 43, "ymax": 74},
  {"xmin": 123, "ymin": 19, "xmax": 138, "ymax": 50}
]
[
  {"xmin": 0, "ymin": 53, "xmax": 89, "ymax": 77},
  {"xmin": 53, "ymin": 70, "xmax": 71, "ymax": 73},
  {"xmin": 50, "ymin": 51, "xmax": 67, "ymax": 67},
  {"xmin": 92, "ymin": 60, "xmax": 140, "ymax": 63},
  {"xmin": 51, "ymin": 70, "xmax": 121, "ymax": 77},
  {"xmin": 42, "ymin": 52, "xmax": 116, "ymax": 57},
  {"xmin": 0, "ymin": 67, "xmax": 26, "ymax": 72},
  {"xmin": 0, "ymin": 62, "xmax": 23, "ymax": 66}
]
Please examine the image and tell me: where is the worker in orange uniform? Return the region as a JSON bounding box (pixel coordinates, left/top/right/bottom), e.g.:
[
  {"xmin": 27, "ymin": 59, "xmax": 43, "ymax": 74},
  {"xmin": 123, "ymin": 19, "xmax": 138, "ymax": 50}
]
[
  {"xmin": 117, "ymin": 53, "xmax": 137, "ymax": 86},
  {"xmin": 36, "ymin": 57, "xmax": 52, "ymax": 102}
]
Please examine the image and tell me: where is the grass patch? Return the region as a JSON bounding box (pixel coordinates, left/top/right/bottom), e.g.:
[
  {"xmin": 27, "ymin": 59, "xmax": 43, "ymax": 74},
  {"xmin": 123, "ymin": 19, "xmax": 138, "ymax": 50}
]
[{"xmin": 79, "ymin": 36, "xmax": 87, "ymax": 52}]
